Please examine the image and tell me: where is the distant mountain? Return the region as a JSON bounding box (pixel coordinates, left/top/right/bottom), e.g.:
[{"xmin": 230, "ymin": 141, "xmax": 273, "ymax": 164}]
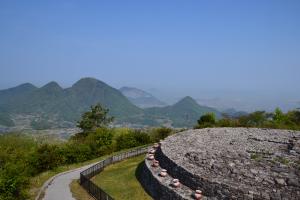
[
  {"xmin": 0, "ymin": 83, "xmax": 37, "ymax": 109},
  {"xmin": 64, "ymin": 78, "xmax": 142, "ymax": 120},
  {"xmin": 0, "ymin": 78, "xmax": 143, "ymax": 129},
  {"xmin": 222, "ymin": 108, "xmax": 248, "ymax": 118},
  {"xmin": 0, "ymin": 78, "xmax": 221, "ymax": 130},
  {"xmin": 119, "ymin": 87, "xmax": 166, "ymax": 108},
  {"xmin": 0, "ymin": 108, "xmax": 14, "ymax": 127},
  {"xmin": 145, "ymin": 96, "xmax": 221, "ymax": 127}
]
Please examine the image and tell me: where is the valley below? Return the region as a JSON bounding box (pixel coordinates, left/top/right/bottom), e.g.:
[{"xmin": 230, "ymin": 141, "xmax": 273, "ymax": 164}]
[{"xmin": 0, "ymin": 78, "xmax": 222, "ymax": 134}]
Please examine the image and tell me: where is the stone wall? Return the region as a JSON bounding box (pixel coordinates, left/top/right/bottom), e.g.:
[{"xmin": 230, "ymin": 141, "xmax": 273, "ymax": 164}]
[
  {"xmin": 137, "ymin": 145, "xmax": 211, "ymax": 200},
  {"xmin": 138, "ymin": 128, "xmax": 300, "ymax": 199},
  {"xmin": 155, "ymin": 147, "xmax": 248, "ymax": 199},
  {"xmin": 156, "ymin": 128, "xmax": 300, "ymax": 200},
  {"xmin": 138, "ymin": 160, "xmax": 189, "ymax": 200}
]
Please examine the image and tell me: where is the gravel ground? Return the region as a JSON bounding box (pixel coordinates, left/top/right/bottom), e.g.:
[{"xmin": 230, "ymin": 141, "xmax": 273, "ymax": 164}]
[{"xmin": 160, "ymin": 128, "xmax": 300, "ymax": 199}]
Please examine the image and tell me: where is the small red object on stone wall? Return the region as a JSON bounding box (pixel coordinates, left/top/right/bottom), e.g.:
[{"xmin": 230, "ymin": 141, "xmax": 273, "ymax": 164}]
[
  {"xmin": 172, "ymin": 179, "xmax": 180, "ymax": 188},
  {"xmin": 194, "ymin": 190, "xmax": 202, "ymax": 200},
  {"xmin": 160, "ymin": 169, "xmax": 167, "ymax": 177}
]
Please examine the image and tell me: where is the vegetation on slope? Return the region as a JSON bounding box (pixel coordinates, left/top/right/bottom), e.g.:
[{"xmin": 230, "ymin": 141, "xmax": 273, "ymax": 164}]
[
  {"xmin": 0, "ymin": 111, "xmax": 14, "ymax": 127},
  {"xmin": 0, "ymin": 79, "xmax": 223, "ymax": 128},
  {"xmin": 0, "ymin": 134, "xmax": 37, "ymax": 200},
  {"xmin": 0, "ymin": 78, "xmax": 143, "ymax": 128},
  {"xmin": 195, "ymin": 108, "xmax": 300, "ymax": 130},
  {"xmin": 0, "ymin": 104, "xmax": 173, "ymax": 200},
  {"xmin": 145, "ymin": 96, "xmax": 221, "ymax": 127}
]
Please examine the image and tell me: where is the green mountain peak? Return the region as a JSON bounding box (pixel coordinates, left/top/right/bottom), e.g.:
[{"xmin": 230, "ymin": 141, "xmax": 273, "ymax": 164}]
[
  {"xmin": 41, "ymin": 81, "xmax": 63, "ymax": 91},
  {"xmin": 72, "ymin": 77, "xmax": 105, "ymax": 88},
  {"xmin": 175, "ymin": 96, "xmax": 198, "ymax": 105},
  {"xmin": 0, "ymin": 78, "xmax": 221, "ymax": 129}
]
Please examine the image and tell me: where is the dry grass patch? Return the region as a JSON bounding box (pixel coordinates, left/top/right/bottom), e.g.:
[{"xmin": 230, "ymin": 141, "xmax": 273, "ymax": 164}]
[{"xmin": 70, "ymin": 179, "xmax": 94, "ymax": 200}]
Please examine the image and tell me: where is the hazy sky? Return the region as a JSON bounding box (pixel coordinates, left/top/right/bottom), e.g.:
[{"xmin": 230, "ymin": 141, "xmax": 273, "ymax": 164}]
[{"xmin": 0, "ymin": 1, "xmax": 300, "ymax": 110}]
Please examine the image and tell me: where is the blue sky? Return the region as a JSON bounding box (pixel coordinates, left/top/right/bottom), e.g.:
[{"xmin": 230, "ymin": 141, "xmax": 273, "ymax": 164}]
[{"xmin": 0, "ymin": 0, "xmax": 300, "ymax": 110}]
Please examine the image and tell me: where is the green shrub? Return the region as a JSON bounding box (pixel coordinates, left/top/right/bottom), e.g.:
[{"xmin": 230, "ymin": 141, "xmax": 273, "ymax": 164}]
[
  {"xmin": 60, "ymin": 143, "xmax": 92, "ymax": 164},
  {"xmin": 85, "ymin": 128, "xmax": 114, "ymax": 155},
  {"xmin": 114, "ymin": 129, "xmax": 151, "ymax": 151},
  {"xmin": 86, "ymin": 128, "xmax": 114, "ymax": 147},
  {"xmin": 217, "ymin": 118, "xmax": 237, "ymax": 127},
  {"xmin": 115, "ymin": 131, "xmax": 137, "ymax": 151},
  {"xmin": 132, "ymin": 130, "xmax": 151, "ymax": 146},
  {"xmin": 195, "ymin": 108, "xmax": 300, "ymax": 130},
  {"xmin": 287, "ymin": 110, "xmax": 300, "ymax": 124},
  {"xmin": 28, "ymin": 144, "xmax": 63, "ymax": 174},
  {"xmin": 195, "ymin": 113, "xmax": 216, "ymax": 128},
  {"xmin": 0, "ymin": 163, "xmax": 29, "ymax": 200},
  {"xmin": 150, "ymin": 127, "xmax": 173, "ymax": 142},
  {"xmin": 0, "ymin": 134, "xmax": 36, "ymax": 200}
]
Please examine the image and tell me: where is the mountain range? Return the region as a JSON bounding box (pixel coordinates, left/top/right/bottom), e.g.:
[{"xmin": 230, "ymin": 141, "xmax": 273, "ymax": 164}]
[
  {"xmin": 0, "ymin": 78, "xmax": 222, "ymax": 130},
  {"xmin": 119, "ymin": 87, "xmax": 166, "ymax": 108}
]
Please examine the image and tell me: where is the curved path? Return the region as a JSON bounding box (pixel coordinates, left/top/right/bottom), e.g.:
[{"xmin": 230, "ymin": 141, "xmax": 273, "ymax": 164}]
[
  {"xmin": 36, "ymin": 163, "xmax": 94, "ymax": 200},
  {"xmin": 37, "ymin": 147, "xmax": 149, "ymax": 200}
]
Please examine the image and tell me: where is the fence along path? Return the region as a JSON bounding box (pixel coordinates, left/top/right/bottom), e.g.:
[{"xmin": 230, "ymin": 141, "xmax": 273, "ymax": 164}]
[{"xmin": 80, "ymin": 147, "xmax": 149, "ymax": 200}]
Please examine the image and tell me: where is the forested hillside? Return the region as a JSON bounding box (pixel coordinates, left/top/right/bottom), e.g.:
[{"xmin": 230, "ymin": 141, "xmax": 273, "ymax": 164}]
[{"xmin": 0, "ymin": 78, "xmax": 222, "ymax": 129}]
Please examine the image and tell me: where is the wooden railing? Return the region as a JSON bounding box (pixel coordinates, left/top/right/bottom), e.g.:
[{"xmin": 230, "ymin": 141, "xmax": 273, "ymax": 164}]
[{"xmin": 80, "ymin": 147, "xmax": 149, "ymax": 200}]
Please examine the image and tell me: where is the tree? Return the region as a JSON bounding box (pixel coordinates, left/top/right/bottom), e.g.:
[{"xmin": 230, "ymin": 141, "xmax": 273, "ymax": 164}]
[
  {"xmin": 238, "ymin": 111, "xmax": 267, "ymax": 127},
  {"xmin": 273, "ymin": 108, "xmax": 286, "ymax": 123},
  {"xmin": 196, "ymin": 113, "xmax": 216, "ymax": 128},
  {"xmin": 77, "ymin": 103, "xmax": 114, "ymax": 133},
  {"xmin": 85, "ymin": 128, "xmax": 114, "ymax": 155},
  {"xmin": 28, "ymin": 144, "xmax": 63, "ymax": 174},
  {"xmin": 150, "ymin": 127, "xmax": 173, "ymax": 142},
  {"xmin": 287, "ymin": 110, "xmax": 300, "ymax": 124}
]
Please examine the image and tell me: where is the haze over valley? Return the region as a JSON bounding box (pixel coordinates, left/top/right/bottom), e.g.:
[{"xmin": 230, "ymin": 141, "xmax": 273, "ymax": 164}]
[
  {"xmin": 0, "ymin": 78, "xmax": 224, "ymax": 134},
  {"xmin": 1, "ymin": 75, "xmax": 300, "ymax": 137},
  {"xmin": 1, "ymin": 2, "xmax": 300, "ymax": 200}
]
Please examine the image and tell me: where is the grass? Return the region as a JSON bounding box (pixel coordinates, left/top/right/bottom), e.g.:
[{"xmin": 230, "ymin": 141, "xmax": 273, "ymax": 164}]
[
  {"xmin": 28, "ymin": 145, "xmax": 149, "ymax": 200},
  {"xmin": 250, "ymin": 153, "xmax": 263, "ymax": 161},
  {"xmin": 273, "ymin": 156, "xmax": 290, "ymax": 165},
  {"xmin": 70, "ymin": 180, "xmax": 94, "ymax": 200},
  {"xmin": 92, "ymin": 154, "xmax": 152, "ymax": 200}
]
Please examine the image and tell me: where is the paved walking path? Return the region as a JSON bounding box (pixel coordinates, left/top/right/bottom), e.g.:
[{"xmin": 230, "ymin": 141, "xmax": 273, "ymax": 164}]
[{"xmin": 37, "ymin": 163, "xmax": 94, "ymax": 200}]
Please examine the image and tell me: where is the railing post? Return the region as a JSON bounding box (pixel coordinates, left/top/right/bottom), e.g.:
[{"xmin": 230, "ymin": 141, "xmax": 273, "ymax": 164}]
[{"xmin": 79, "ymin": 146, "xmax": 149, "ymax": 200}]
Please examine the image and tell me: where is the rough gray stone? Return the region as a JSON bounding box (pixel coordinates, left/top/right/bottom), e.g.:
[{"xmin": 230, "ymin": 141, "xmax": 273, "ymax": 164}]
[
  {"xmin": 287, "ymin": 177, "xmax": 299, "ymax": 187},
  {"xmin": 157, "ymin": 128, "xmax": 300, "ymax": 199},
  {"xmin": 274, "ymin": 178, "xmax": 286, "ymax": 186}
]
